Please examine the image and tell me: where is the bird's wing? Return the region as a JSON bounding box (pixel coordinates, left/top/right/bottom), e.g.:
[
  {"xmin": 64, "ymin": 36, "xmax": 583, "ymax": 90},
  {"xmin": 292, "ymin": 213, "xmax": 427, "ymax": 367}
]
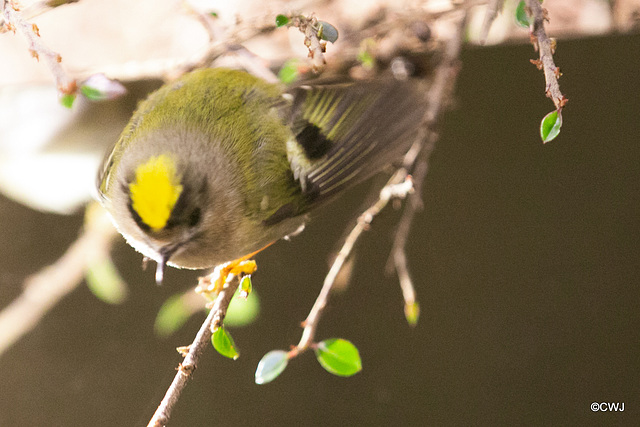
[{"xmin": 284, "ymin": 79, "xmax": 426, "ymax": 208}]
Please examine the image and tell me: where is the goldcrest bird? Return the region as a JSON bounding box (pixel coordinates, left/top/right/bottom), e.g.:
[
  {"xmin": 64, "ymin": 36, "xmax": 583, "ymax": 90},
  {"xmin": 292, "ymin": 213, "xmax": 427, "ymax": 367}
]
[{"xmin": 97, "ymin": 68, "xmax": 426, "ymax": 285}]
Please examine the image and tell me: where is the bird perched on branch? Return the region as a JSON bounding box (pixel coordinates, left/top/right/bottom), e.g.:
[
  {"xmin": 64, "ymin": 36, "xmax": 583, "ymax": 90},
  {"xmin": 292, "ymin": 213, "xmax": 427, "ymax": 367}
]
[{"xmin": 97, "ymin": 67, "xmax": 426, "ymax": 287}]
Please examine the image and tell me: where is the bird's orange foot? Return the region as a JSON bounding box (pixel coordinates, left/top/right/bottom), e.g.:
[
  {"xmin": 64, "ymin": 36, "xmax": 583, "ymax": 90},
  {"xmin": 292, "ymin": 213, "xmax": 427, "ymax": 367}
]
[{"xmin": 196, "ymin": 257, "xmax": 257, "ymax": 300}]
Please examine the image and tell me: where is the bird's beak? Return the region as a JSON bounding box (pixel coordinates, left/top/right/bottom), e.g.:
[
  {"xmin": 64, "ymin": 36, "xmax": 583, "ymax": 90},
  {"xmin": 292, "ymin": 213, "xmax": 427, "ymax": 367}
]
[
  {"xmin": 155, "ymin": 246, "xmax": 177, "ymax": 286},
  {"xmin": 155, "ymin": 256, "xmax": 168, "ymax": 286}
]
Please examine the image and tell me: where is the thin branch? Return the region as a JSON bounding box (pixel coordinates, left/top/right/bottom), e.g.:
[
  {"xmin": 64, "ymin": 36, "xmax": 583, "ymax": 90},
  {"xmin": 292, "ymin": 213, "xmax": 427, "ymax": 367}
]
[
  {"xmin": 1, "ymin": 0, "xmax": 76, "ymax": 93},
  {"xmin": 0, "ymin": 205, "xmax": 117, "ymax": 357},
  {"xmin": 184, "ymin": 6, "xmax": 276, "ymax": 82},
  {"xmin": 479, "ymin": 0, "xmax": 504, "ymax": 43},
  {"xmin": 289, "ymin": 171, "xmax": 415, "ymax": 357},
  {"xmin": 182, "ymin": 14, "xmax": 277, "ymax": 75},
  {"xmin": 74, "ymin": 15, "xmax": 278, "ymax": 82},
  {"xmin": 290, "ymin": 14, "xmax": 327, "ymax": 72},
  {"xmin": 526, "ymin": 0, "xmax": 567, "ymax": 110},
  {"xmin": 147, "ymin": 274, "xmax": 240, "ymax": 427},
  {"xmin": 288, "ymin": 9, "xmax": 468, "ymax": 355},
  {"xmin": 386, "ymin": 10, "xmax": 466, "ymax": 320},
  {"xmin": 0, "ymin": 0, "xmax": 76, "ymax": 33},
  {"xmin": 386, "ymin": 148, "xmax": 430, "ymax": 319}
]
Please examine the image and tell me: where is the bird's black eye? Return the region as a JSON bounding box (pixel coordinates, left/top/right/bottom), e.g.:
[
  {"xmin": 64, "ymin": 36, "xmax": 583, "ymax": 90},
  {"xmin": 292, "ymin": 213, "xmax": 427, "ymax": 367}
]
[{"xmin": 188, "ymin": 207, "xmax": 201, "ymax": 227}]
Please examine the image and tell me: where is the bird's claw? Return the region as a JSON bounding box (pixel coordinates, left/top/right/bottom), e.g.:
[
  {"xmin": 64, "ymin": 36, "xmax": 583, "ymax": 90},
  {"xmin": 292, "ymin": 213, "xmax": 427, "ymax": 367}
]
[{"xmin": 196, "ymin": 259, "xmax": 257, "ymax": 300}]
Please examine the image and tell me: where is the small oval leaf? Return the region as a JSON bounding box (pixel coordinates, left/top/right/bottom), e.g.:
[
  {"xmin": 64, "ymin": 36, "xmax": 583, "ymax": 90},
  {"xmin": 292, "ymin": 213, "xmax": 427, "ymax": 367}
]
[
  {"xmin": 80, "ymin": 85, "xmax": 103, "ymax": 101},
  {"xmin": 154, "ymin": 294, "xmax": 191, "ymax": 337},
  {"xmin": 212, "ymin": 326, "xmax": 239, "ymax": 360},
  {"xmin": 318, "ymin": 21, "xmax": 339, "ymax": 43},
  {"xmin": 225, "ymin": 288, "xmax": 260, "ymax": 327},
  {"xmin": 540, "ymin": 109, "xmax": 563, "ymax": 143},
  {"xmin": 255, "ymin": 350, "xmax": 289, "ymax": 384},
  {"xmin": 59, "ymin": 93, "xmax": 76, "ymax": 109},
  {"xmin": 315, "ymin": 338, "xmax": 362, "ymax": 377},
  {"xmin": 278, "ymin": 59, "xmax": 301, "ymax": 84},
  {"xmin": 239, "ymin": 275, "xmax": 252, "ymax": 298},
  {"xmin": 85, "ymin": 257, "xmax": 127, "ymax": 305},
  {"xmin": 275, "ymin": 14, "xmax": 289, "ymax": 27},
  {"xmin": 357, "ymin": 39, "xmax": 376, "ymax": 70},
  {"xmin": 515, "ymin": 1, "xmax": 530, "ymax": 28},
  {"xmin": 80, "ymin": 73, "xmax": 127, "ymax": 101}
]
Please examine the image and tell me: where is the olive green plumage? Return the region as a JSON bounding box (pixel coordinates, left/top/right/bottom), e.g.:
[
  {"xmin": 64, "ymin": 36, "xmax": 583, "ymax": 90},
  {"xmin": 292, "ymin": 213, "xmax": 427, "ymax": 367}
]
[
  {"xmin": 97, "ymin": 67, "xmax": 426, "ymax": 281},
  {"xmin": 101, "ymin": 69, "xmax": 301, "ymax": 224}
]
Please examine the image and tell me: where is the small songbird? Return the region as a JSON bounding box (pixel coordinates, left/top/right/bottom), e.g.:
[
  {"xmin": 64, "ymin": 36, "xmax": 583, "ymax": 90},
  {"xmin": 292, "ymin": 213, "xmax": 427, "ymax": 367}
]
[{"xmin": 97, "ymin": 68, "xmax": 426, "ymax": 285}]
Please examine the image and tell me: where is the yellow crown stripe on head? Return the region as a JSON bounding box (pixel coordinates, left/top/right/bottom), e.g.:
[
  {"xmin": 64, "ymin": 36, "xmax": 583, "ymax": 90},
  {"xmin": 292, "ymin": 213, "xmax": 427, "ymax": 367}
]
[{"xmin": 129, "ymin": 154, "xmax": 183, "ymax": 231}]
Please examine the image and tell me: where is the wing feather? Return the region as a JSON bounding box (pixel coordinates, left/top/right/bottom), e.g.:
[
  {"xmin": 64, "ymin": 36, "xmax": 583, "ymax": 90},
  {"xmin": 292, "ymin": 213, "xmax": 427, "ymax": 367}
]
[{"xmin": 285, "ymin": 80, "xmax": 425, "ymax": 206}]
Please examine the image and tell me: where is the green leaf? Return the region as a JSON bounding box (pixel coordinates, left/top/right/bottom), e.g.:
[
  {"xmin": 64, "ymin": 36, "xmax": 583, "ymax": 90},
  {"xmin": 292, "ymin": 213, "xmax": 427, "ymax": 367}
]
[
  {"xmin": 318, "ymin": 21, "xmax": 339, "ymax": 43},
  {"xmin": 357, "ymin": 39, "xmax": 376, "ymax": 70},
  {"xmin": 255, "ymin": 350, "xmax": 289, "ymax": 384},
  {"xmin": 278, "ymin": 59, "xmax": 301, "ymax": 84},
  {"xmin": 404, "ymin": 301, "xmax": 420, "ymax": 327},
  {"xmin": 275, "ymin": 14, "xmax": 289, "ymax": 27},
  {"xmin": 515, "ymin": 1, "xmax": 530, "ymax": 28},
  {"xmin": 540, "ymin": 109, "xmax": 563, "ymax": 143},
  {"xmin": 80, "ymin": 85, "xmax": 103, "ymax": 101},
  {"xmin": 85, "ymin": 257, "xmax": 127, "ymax": 304},
  {"xmin": 212, "ymin": 326, "xmax": 239, "ymax": 360},
  {"xmin": 239, "ymin": 275, "xmax": 252, "ymax": 298},
  {"xmin": 315, "ymin": 338, "xmax": 362, "ymax": 377},
  {"xmin": 154, "ymin": 294, "xmax": 192, "ymax": 337},
  {"xmin": 225, "ymin": 287, "xmax": 260, "ymax": 327},
  {"xmin": 59, "ymin": 93, "xmax": 76, "ymax": 109},
  {"xmin": 79, "ymin": 73, "xmax": 127, "ymax": 101},
  {"xmin": 357, "ymin": 50, "xmax": 374, "ymax": 69}
]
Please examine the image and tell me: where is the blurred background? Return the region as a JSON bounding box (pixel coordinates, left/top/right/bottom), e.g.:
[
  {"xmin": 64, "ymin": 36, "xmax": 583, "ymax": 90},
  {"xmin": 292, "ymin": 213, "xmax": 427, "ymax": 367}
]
[{"xmin": 1, "ymin": 1, "xmax": 639, "ymax": 425}]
